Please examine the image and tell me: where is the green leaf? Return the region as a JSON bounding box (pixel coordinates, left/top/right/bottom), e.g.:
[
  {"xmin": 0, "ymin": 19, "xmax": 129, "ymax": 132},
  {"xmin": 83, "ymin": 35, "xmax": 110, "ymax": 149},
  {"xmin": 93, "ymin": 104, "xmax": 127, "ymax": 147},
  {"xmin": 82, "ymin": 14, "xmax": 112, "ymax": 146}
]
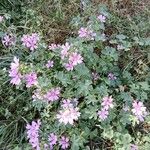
[
  {"xmin": 55, "ymin": 71, "xmax": 71, "ymax": 86},
  {"xmin": 102, "ymin": 128, "xmax": 114, "ymax": 139},
  {"xmin": 116, "ymin": 34, "xmax": 126, "ymax": 40},
  {"xmin": 76, "ymin": 80, "xmax": 93, "ymax": 96},
  {"xmin": 75, "ymin": 64, "xmax": 91, "ymax": 78},
  {"xmin": 138, "ymin": 82, "xmax": 150, "ymax": 91}
]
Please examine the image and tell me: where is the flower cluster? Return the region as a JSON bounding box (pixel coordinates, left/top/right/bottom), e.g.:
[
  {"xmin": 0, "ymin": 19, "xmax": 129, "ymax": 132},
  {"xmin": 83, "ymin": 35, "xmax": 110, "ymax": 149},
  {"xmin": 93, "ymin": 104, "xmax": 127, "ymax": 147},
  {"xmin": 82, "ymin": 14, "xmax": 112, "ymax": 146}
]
[
  {"xmin": 57, "ymin": 99, "xmax": 80, "ymax": 125},
  {"xmin": 25, "ymin": 72, "xmax": 38, "ymax": 88},
  {"xmin": 78, "ymin": 27, "xmax": 96, "ymax": 39},
  {"xmin": 48, "ymin": 43, "xmax": 60, "ymax": 51},
  {"xmin": 64, "ymin": 52, "xmax": 83, "ymax": 71},
  {"xmin": 60, "ymin": 42, "xmax": 70, "ymax": 59},
  {"xmin": 44, "ymin": 87, "xmax": 61, "ymax": 102},
  {"xmin": 2, "ymin": 34, "xmax": 15, "ymax": 47},
  {"xmin": 26, "ymin": 120, "xmax": 41, "ymax": 150},
  {"xmin": 21, "ymin": 33, "xmax": 39, "ymax": 51},
  {"xmin": 131, "ymin": 101, "xmax": 147, "ymax": 122},
  {"xmin": 48, "ymin": 133, "xmax": 69, "ymax": 150},
  {"xmin": 9, "ymin": 57, "xmax": 21, "ymax": 85},
  {"xmin": 48, "ymin": 42, "xmax": 83, "ymax": 71},
  {"xmin": 98, "ymin": 96, "xmax": 114, "ymax": 120}
]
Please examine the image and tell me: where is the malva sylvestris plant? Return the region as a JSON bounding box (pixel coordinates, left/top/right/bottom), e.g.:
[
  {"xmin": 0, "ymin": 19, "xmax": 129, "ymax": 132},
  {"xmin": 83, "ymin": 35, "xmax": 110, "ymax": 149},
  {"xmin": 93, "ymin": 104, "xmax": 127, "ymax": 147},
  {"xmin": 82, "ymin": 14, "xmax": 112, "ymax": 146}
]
[{"xmin": 4, "ymin": 5, "xmax": 150, "ymax": 150}]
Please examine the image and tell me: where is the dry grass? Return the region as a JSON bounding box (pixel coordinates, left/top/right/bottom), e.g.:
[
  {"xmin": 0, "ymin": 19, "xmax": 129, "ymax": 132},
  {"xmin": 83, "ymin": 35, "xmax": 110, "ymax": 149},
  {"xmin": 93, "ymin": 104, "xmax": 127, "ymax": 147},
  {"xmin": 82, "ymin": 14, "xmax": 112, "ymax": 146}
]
[
  {"xmin": 31, "ymin": 0, "xmax": 80, "ymax": 44},
  {"xmin": 92, "ymin": 0, "xmax": 150, "ymax": 17}
]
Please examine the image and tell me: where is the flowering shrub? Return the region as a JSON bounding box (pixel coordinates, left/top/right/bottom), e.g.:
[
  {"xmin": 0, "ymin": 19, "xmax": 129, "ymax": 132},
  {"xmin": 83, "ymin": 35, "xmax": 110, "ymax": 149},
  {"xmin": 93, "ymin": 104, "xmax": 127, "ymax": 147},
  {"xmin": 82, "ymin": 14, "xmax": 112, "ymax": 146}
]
[{"xmin": 1, "ymin": 4, "xmax": 150, "ymax": 150}]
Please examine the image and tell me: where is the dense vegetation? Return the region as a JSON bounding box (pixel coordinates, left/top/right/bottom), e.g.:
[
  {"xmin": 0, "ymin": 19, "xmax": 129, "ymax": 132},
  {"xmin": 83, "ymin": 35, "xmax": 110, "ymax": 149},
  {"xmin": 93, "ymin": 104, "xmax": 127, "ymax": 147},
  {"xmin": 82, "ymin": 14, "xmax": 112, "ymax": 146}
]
[{"xmin": 0, "ymin": 0, "xmax": 150, "ymax": 149}]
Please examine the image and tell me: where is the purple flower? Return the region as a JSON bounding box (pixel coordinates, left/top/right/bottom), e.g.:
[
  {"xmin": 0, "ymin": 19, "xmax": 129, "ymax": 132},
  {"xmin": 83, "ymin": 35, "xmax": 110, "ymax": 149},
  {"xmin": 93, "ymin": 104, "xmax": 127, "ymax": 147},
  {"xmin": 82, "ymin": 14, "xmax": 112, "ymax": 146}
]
[
  {"xmin": 97, "ymin": 15, "xmax": 106, "ymax": 22},
  {"xmin": 9, "ymin": 56, "xmax": 21, "ymax": 85},
  {"xmin": 64, "ymin": 62, "xmax": 74, "ymax": 71},
  {"xmin": 97, "ymin": 96, "xmax": 114, "ymax": 121},
  {"xmin": 25, "ymin": 72, "xmax": 38, "ymax": 88},
  {"xmin": 2, "ymin": 34, "xmax": 15, "ymax": 47},
  {"xmin": 68, "ymin": 52, "xmax": 83, "ymax": 66},
  {"xmin": 46, "ymin": 60, "xmax": 54, "ymax": 68},
  {"xmin": 101, "ymin": 96, "xmax": 114, "ymax": 110},
  {"xmin": 97, "ymin": 109, "xmax": 109, "ymax": 120},
  {"xmin": 130, "ymin": 144, "xmax": 138, "ymax": 150},
  {"xmin": 61, "ymin": 42, "xmax": 70, "ymax": 59},
  {"xmin": 78, "ymin": 27, "xmax": 96, "ymax": 39},
  {"xmin": 61, "ymin": 99, "xmax": 73, "ymax": 108},
  {"xmin": 132, "ymin": 101, "xmax": 147, "ymax": 122},
  {"xmin": 48, "ymin": 133, "xmax": 57, "ymax": 148},
  {"xmin": 21, "ymin": 33, "xmax": 39, "ymax": 51},
  {"xmin": 59, "ymin": 136, "xmax": 69, "ymax": 149},
  {"xmin": 48, "ymin": 43, "xmax": 60, "ymax": 51},
  {"xmin": 26, "ymin": 120, "xmax": 41, "ymax": 150},
  {"xmin": 57, "ymin": 106, "xmax": 80, "ymax": 125},
  {"xmin": 108, "ymin": 73, "xmax": 117, "ymax": 80},
  {"xmin": 44, "ymin": 87, "xmax": 61, "ymax": 102},
  {"xmin": 64, "ymin": 52, "xmax": 83, "ymax": 71}
]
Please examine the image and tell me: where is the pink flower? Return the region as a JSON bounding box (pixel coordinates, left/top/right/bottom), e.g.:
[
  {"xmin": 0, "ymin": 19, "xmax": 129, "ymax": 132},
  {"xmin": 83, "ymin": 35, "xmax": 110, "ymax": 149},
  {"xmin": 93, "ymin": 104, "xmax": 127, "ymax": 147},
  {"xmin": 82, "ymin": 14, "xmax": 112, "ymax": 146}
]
[
  {"xmin": 97, "ymin": 96, "xmax": 114, "ymax": 121},
  {"xmin": 2, "ymin": 34, "xmax": 15, "ymax": 46},
  {"xmin": 130, "ymin": 144, "xmax": 138, "ymax": 150},
  {"xmin": 44, "ymin": 87, "xmax": 61, "ymax": 102},
  {"xmin": 10, "ymin": 74, "xmax": 21, "ymax": 85},
  {"xmin": 61, "ymin": 99, "xmax": 73, "ymax": 108},
  {"xmin": 60, "ymin": 42, "xmax": 71, "ymax": 59},
  {"xmin": 68, "ymin": 52, "xmax": 83, "ymax": 66},
  {"xmin": 78, "ymin": 27, "xmax": 96, "ymax": 39},
  {"xmin": 25, "ymin": 72, "xmax": 38, "ymax": 88},
  {"xmin": 101, "ymin": 96, "xmax": 114, "ymax": 110},
  {"xmin": 0, "ymin": 16, "xmax": 4, "ymax": 22},
  {"xmin": 21, "ymin": 33, "xmax": 39, "ymax": 51},
  {"xmin": 26, "ymin": 120, "xmax": 41, "ymax": 150},
  {"xmin": 48, "ymin": 133, "xmax": 57, "ymax": 148},
  {"xmin": 64, "ymin": 62, "xmax": 74, "ymax": 71},
  {"xmin": 132, "ymin": 101, "xmax": 147, "ymax": 121},
  {"xmin": 98, "ymin": 109, "xmax": 109, "ymax": 120},
  {"xmin": 59, "ymin": 136, "xmax": 69, "ymax": 149},
  {"xmin": 46, "ymin": 60, "xmax": 54, "ymax": 68},
  {"xmin": 9, "ymin": 56, "xmax": 21, "ymax": 85},
  {"xmin": 48, "ymin": 43, "xmax": 60, "ymax": 51},
  {"xmin": 57, "ymin": 106, "xmax": 80, "ymax": 125},
  {"xmin": 78, "ymin": 27, "xmax": 89, "ymax": 38},
  {"xmin": 108, "ymin": 73, "xmax": 117, "ymax": 80},
  {"xmin": 97, "ymin": 15, "xmax": 106, "ymax": 22}
]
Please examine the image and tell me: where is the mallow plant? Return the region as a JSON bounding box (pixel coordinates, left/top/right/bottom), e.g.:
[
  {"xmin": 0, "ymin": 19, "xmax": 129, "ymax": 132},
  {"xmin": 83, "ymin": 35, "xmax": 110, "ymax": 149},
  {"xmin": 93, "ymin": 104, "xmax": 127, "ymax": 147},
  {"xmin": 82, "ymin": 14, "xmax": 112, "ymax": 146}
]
[{"xmin": 1, "ymin": 5, "xmax": 150, "ymax": 150}]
